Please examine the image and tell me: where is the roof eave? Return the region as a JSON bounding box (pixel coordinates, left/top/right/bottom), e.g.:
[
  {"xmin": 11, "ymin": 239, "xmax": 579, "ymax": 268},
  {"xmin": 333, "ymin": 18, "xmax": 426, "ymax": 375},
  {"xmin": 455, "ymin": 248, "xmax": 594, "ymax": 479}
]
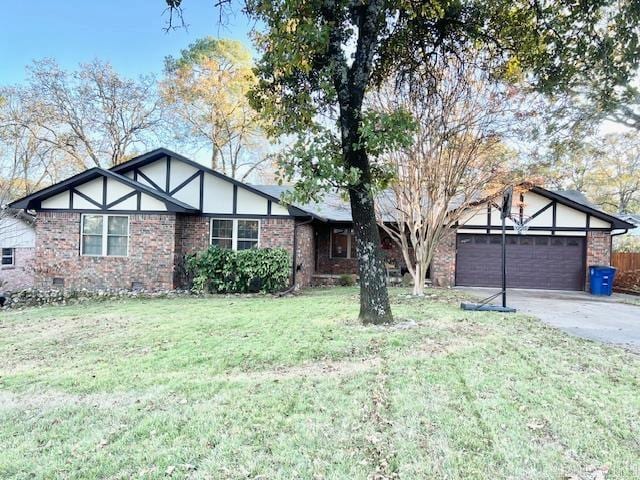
[{"xmin": 8, "ymin": 167, "xmax": 105, "ymax": 210}]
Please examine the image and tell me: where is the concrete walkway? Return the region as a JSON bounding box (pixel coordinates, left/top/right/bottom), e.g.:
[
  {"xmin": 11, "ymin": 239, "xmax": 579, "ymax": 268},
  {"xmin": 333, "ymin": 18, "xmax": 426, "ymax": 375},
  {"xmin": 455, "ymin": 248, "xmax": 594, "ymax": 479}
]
[{"xmin": 459, "ymin": 287, "xmax": 640, "ymax": 353}]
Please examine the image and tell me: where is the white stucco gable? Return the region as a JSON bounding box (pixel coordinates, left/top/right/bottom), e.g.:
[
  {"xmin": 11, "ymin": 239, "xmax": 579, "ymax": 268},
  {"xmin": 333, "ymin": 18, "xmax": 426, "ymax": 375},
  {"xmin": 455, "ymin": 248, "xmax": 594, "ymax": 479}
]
[
  {"xmin": 10, "ymin": 167, "xmax": 197, "ymax": 214},
  {"xmin": 109, "ymin": 149, "xmax": 303, "ymax": 218},
  {"xmin": 456, "ymin": 186, "xmax": 631, "ymax": 236}
]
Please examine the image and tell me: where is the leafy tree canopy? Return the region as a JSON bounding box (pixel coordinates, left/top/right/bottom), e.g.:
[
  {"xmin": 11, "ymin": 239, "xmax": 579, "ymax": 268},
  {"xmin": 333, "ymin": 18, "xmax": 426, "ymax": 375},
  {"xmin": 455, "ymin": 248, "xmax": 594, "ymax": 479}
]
[
  {"xmin": 165, "ymin": 37, "xmax": 253, "ymax": 72},
  {"xmin": 237, "ymin": 0, "xmax": 640, "ymax": 199}
]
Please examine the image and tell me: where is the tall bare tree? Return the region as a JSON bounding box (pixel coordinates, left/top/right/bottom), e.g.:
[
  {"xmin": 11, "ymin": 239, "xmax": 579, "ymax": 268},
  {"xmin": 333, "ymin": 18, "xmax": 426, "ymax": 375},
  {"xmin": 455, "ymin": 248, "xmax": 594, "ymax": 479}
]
[
  {"xmin": 374, "ymin": 58, "xmax": 517, "ymax": 295},
  {"xmin": 6, "ymin": 59, "xmax": 162, "ymax": 169},
  {"xmin": 0, "ymin": 92, "xmax": 57, "ymax": 279},
  {"xmin": 0, "ymin": 89, "xmax": 59, "ymax": 203}
]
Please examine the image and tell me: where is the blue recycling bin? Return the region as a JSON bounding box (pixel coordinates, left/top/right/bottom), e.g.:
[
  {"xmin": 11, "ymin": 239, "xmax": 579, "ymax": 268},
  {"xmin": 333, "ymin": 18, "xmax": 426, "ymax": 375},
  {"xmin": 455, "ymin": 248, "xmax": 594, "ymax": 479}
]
[{"xmin": 589, "ymin": 265, "xmax": 616, "ymax": 296}]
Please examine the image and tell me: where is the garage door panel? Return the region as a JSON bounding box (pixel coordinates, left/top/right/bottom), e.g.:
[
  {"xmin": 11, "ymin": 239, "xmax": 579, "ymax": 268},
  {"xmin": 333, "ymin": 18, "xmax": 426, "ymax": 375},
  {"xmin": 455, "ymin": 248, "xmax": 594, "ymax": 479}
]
[{"xmin": 456, "ymin": 234, "xmax": 584, "ymax": 290}]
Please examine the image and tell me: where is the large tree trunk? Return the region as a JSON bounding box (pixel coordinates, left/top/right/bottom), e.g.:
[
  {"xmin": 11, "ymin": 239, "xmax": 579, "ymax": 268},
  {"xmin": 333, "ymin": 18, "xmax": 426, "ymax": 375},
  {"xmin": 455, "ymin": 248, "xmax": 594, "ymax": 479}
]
[
  {"xmin": 338, "ymin": 107, "xmax": 393, "ymax": 324},
  {"xmin": 339, "ymin": 97, "xmax": 392, "ymax": 323},
  {"xmin": 328, "ymin": 0, "xmax": 391, "ymax": 324},
  {"xmin": 342, "ymin": 123, "xmax": 392, "ymax": 323},
  {"xmin": 349, "ymin": 184, "xmax": 393, "ymax": 324},
  {"xmin": 211, "ymin": 148, "xmax": 219, "ymax": 171}
]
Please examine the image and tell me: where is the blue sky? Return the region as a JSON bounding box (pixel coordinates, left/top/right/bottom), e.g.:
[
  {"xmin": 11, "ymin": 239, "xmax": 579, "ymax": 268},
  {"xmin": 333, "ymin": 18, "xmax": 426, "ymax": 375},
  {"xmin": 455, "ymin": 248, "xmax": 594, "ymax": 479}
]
[{"xmin": 0, "ymin": 0, "xmax": 253, "ymax": 84}]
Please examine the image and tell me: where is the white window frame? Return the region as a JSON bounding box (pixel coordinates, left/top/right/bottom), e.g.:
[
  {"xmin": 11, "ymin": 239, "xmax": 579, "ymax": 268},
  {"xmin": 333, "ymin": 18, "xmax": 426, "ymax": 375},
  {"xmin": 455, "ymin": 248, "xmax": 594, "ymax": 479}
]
[
  {"xmin": 80, "ymin": 214, "xmax": 130, "ymax": 257},
  {"xmin": 329, "ymin": 227, "xmax": 355, "ymax": 259},
  {"xmin": 210, "ymin": 218, "xmax": 261, "ymax": 251},
  {"xmin": 1, "ymin": 247, "xmax": 14, "ymax": 267}
]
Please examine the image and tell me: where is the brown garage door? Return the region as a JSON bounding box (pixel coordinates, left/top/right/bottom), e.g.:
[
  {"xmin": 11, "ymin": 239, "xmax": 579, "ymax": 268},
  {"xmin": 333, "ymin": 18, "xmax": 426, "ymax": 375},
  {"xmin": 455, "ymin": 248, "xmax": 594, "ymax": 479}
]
[{"xmin": 456, "ymin": 234, "xmax": 585, "ymax": 290}]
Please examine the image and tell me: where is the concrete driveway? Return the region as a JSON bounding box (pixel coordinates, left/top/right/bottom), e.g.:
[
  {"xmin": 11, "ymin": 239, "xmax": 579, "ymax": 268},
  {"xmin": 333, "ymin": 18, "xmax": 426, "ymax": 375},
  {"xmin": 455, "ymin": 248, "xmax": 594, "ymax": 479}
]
[{"xmin": 459, "ymin": 287, "xmax": 640, "ymax": 353}]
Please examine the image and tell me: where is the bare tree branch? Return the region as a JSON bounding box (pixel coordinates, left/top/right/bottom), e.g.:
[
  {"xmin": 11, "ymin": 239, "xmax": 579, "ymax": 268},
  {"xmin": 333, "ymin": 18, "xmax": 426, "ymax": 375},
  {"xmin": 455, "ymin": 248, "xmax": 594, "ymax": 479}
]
[{"xmin": 372, "ymin": 54, "xmax": 520, "ymax": 294}]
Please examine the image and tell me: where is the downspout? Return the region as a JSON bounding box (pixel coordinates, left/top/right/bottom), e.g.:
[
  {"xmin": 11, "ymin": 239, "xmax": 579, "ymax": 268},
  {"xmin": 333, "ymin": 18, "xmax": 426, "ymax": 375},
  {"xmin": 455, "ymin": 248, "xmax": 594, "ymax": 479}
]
[
  {"xmin": 609, "ymin": 229, "xmax": 628, "ymax": 266},
  {"xmin": 279, "ymin": 216, "xmax": 314, "ymax": 295}
]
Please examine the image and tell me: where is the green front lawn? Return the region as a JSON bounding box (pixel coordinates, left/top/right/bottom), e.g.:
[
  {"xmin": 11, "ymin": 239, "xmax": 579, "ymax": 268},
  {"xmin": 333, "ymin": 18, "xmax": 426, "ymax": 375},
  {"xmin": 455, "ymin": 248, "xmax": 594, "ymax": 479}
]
[{"xmin": 1, "ymin": 288, "xmax": 638, "ymax": 479}]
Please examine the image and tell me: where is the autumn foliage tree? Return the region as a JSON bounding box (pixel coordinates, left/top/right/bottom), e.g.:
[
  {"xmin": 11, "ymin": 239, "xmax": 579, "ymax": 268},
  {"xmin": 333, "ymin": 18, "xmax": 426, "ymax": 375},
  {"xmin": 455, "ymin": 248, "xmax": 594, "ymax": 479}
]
[
  {"xmin": 590, "ymin": 134, "xmax": 640, "ymax": 213},
  {"xmin": 544, "ymin": 133, "xmax": 640, "ymax": 214},
  {"xmin": 162, "ymin": 38, "xmax": 265, "ymax": 180}
]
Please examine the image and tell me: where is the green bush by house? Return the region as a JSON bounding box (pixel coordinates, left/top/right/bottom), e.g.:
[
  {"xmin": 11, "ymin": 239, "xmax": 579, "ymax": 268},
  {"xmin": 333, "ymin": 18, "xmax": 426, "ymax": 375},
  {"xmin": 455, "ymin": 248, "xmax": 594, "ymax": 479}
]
[
  {"xmin": 338, "ymin": 273, "xmax": 356, "ymax": 286},
  {"xmin": 186, "ymin": 246, "xmax": 291, "ymax": 293}
]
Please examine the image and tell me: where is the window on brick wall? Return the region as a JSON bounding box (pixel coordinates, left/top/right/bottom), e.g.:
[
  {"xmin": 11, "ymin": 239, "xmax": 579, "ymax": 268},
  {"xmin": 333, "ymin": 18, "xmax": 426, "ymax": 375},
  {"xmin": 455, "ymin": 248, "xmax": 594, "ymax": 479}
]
[
  {"xmin": 81, "ymin": 214, "xmax": 129, "ymax": 257},
  {"xmin": 210, "ymin": 219, "xmax": 259, "ymax": 251},
  {"xmin": 237, "ymin": 220, "xmax": 259, "ymax": 250},
  {"xmin": 331, "ymin": 228, "xmax": 356, "ymax": 259},
  {"xmin": 1, "ymin": 248, "xmax": 14, "ymax": 266},
  {"xmin": 211, "ymin": 219, "xmax": 233, "ymax": 249}
]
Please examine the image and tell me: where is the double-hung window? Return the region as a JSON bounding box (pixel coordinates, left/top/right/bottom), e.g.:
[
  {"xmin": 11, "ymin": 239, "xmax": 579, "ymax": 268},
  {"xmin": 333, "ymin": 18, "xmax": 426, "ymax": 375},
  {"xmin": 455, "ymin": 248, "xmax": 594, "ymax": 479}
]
[
  {"xmin": 210, "ymin": 219, "xmax": 259, "ymax": 250},
  {"xmin": 81, "ymin": 214, "xmax": 129, "ymax": 257},
  {"xmin": 211, "ymin": 219, "xmax": 234, "ymax": 249},
  {"xmin": 1, "ymin": 248, "xmax": 14, "ymax": 266}
]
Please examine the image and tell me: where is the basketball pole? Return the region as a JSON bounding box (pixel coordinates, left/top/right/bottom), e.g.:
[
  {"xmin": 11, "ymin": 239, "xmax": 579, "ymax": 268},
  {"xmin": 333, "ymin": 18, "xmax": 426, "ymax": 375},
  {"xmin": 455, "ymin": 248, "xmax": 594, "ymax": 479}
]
[
  {"xmin": 502, "ymin": 213, "xmax": 507, "ymax": 308},
  {"xmin": 460, "ymin": 186, "xmax": 516, "ymax": 313}
]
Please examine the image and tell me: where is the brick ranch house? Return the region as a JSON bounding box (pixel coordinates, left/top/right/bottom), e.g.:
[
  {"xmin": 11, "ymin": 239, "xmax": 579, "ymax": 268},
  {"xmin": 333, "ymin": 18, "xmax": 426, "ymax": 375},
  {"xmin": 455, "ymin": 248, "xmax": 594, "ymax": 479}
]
[{"xmin": 8, "ymin": 148, "xmax": 635, "ymax": 292}]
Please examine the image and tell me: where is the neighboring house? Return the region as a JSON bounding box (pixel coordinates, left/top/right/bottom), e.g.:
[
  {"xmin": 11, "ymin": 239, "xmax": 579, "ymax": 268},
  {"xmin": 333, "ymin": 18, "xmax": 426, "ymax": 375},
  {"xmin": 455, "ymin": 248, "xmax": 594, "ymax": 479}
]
[
  {"xmin": 0, "ymin": 208, "xmax": 36, "ymax": 291},
  {"xmin": 9, "ymin": 148, "xmax": 635, "ymax": 292}
]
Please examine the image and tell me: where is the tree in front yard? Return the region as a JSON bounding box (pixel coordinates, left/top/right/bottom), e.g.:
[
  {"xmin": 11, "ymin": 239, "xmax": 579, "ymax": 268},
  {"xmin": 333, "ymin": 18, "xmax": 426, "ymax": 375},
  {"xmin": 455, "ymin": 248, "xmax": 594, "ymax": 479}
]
[
  {"xmin": 373, "ymin": 56, "xmax": 516, "ymax": 295},
  {"xmin": 162, "ymin": 38, "xmax": 267, "ymax": 180},
  {"xmin": 163, "ymin": 0, "xmax": 639, "ymax": 325}
]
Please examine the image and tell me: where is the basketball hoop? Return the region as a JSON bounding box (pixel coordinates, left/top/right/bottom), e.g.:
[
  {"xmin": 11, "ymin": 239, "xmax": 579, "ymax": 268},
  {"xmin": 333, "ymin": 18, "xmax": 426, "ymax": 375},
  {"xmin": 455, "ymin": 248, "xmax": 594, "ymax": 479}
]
[{"xmin": 511, "ymin": 215, "xmax": 532, "ymax": 235}]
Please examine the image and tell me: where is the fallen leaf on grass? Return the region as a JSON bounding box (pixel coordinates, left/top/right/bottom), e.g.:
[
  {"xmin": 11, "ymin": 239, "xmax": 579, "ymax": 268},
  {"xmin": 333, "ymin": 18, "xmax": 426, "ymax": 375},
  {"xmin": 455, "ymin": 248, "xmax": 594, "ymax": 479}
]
[
  {"xmin": 527, "ymin": 421, "xmax": 545, "ymax": 431},
  {"xmin": 586, "ymin": 465, "xmax": 609, "ymax": 480},
  {"xmin": 564, "ymin": 465, "xmax": 609, "ymax": 480}
]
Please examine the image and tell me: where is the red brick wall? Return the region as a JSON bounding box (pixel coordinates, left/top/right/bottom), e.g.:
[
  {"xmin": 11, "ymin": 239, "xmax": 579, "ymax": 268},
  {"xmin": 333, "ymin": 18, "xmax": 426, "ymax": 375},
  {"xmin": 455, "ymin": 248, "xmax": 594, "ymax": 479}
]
[
  {"xmin": 33, "ymin": 213, "xmax": 318, "ymax": 291},
  {"xmin": 173, "ymin": 216, "xmax": 300, "ymax": 288},
  {"xmin": 35, "ymin": 211, "xmax": 176, "ymax": 291},
  {"xmin": 431, "ymin": 232, "xmax": 456, "ymax": 287},
  {"xmin": 586, "ymin": 231, "xmax": 612, "ymax": 289},
  {"xmin": 173, "ymin": 215, "xmax": 210, "ymax": 288},
  {"xmin": 175, "ymin": 215, "xmax": 210, "ymax": 254},
  {"xmin": 316, "ymin": 224, "xmax": 358, "ymax": 274},
  {"xmin": 294, "ymin": 222, "xmax": 314, "ymax": 287},
  {"xmin": 261, "ymin": 218, "xmax": 295, "ymax": 255},
  {"xmin": 0, "ymin": 247, "xmax": 35, "ymax": 291}
]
